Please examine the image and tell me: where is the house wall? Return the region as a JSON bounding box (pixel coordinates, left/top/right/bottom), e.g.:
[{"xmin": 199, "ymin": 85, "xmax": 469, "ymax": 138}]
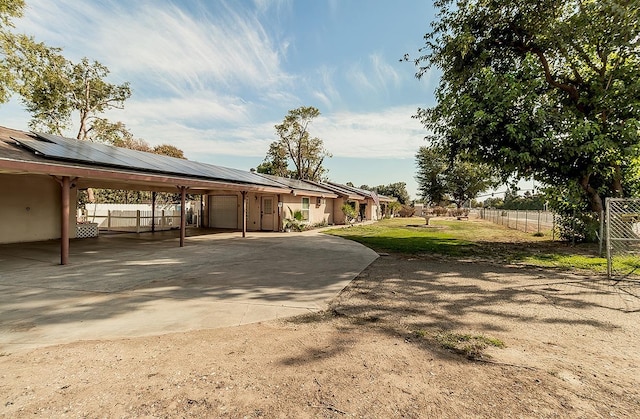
[
  {"xmin": 207, "ymin": 192, "xmax": 339, "ymax": 231},
  {"xmin": 333, "ymin": 197, "xmax": 347, "ymax": 225},
  {"xmin": 280, "ymin": 194, "xmax": 333, "ymax": 227},
  {"xmin": 364, "ymin": 200, "xmax": 381, "ymax": 221},
  {"xmin": 0, "ymin": 173, "xmax": 77, "ymax": 244}
]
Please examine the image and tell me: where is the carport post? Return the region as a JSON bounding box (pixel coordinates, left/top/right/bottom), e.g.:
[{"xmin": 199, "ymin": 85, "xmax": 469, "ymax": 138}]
[
  {"xmin": 52, "ymin": 175, "xmax": 76, "ymax": 265},
  {"xmin": 179, "ymin": 186, "xmax": 187, "ymax": 247},
  {"xmin": 151, "ymin": 191, "xmax": 156, "ymax": 233},
  {"xmin": 242, "ymin": 191, "xmax": 247, "ymax": 238},
  {"xmin": 61, "ymin": 176, "xmax": 70, "ymax": 265}
]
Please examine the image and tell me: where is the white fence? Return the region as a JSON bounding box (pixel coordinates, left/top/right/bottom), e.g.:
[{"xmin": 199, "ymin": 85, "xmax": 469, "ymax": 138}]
[
  {"xmin": 480, "ymin": 209, "xmax": 554, "ymax": 234},
  {"xmin": 80, "ymin": 204, "xmax": 197, "ymax": 232}
]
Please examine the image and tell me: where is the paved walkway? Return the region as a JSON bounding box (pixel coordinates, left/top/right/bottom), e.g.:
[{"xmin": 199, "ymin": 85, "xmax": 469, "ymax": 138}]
[{"xmin": 0, "ymin": 229, "xmax": 378, "ymax": 353}]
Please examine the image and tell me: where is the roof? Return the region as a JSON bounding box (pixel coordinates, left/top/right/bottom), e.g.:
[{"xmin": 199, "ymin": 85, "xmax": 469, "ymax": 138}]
[
  {"xmin": 307, "ymin": 181, "xmax": 365, "ymax": 200},
  {"xmin": 0, "ymin": 126, "xmax": 289, "ymax": 194},
  {"xmin": 0, "ymin": 126, "xmax": 396, "ymax": 201},
  {"xmin": 15, "ymin": 131, "xmax": 285, "ymax": 189},
  {"xmin": 255, "ymin": 173, "xmax": 338, "ymax": 197},
  {"xmin": 327, "ymin": 182, "xmax": 396, "ymax": 203}
]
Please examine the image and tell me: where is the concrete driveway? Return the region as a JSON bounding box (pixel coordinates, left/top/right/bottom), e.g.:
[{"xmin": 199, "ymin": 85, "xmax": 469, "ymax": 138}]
[{"xmin": 0, "ymin": 229, "xmax": 378, "ymax": 353}]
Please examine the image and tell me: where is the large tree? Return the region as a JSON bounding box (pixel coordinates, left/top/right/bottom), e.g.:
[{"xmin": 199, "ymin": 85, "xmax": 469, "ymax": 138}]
[
  {"xmin": 0, "ymin": 0, "xmax": 131, "ymax": 139},
  {"xmin": 413, "ymin": 0, "xmax": 640, "ymax": 214},
  {"xmin": 360, "ymin": 182, "xmax": 411, "ymax": 205},
  {"xmin": 0, "ymin": 0, "xmax": 28, "ymax": 102},
  {"xmin": 259, "ymin": 106, "xmax": 331, "ymax": 181},
  {"xmin": 416, "ymin": 145, "xmax": 496, "ymax": 207}
]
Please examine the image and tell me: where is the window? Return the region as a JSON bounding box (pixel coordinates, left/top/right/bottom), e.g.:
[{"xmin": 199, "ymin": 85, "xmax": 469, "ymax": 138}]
[{"xmin": 301, "ymin": 197, "xmax": 310, "ymax": 221}]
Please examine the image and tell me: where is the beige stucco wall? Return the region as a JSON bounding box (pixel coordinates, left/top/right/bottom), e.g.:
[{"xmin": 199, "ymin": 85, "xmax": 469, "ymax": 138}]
[
  {"xmin": 280, "ymin": 194, "xmax": 334, "ymax": 227},
  {"xmin": 0, "ymin": 174, "xmax": 77, "ymax": 244},
  {"xmin": 207, "ymin": 192, "xmax": 338, "ymax": 232},
  {"xmin": 333, "ymin": 197, "xmax": 347, "ymax": 225}
]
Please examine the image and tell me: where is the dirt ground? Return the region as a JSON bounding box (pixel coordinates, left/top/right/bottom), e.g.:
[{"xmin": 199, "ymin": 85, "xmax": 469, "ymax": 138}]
[{"xmin": 1, "ymin": 253, "xmax": 639, "ymax": 418}]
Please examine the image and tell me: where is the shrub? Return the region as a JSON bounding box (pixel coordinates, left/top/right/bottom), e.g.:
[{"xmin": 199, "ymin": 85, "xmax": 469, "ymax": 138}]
[
  {"xmin": 341, "ymin": 203, "xmax": 358, "ymax": 223},
  {"xmin": 398, "ymin": 205, "xmax": 415, "ymax": 217}
]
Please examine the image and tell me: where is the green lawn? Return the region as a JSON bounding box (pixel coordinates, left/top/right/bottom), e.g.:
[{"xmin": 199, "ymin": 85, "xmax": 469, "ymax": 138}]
[{"xmin": 325, "ymin": 217, "xmax": 639, "ymax": 275}]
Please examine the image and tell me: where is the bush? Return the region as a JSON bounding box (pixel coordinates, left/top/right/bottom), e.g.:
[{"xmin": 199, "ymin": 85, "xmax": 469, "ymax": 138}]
[
  {"xmin": 341, "ymin": 203, "xmax": 358, "ymax": 223},
  {"xmin": 398, "ymin": 205, "xmax": 415, "ymax": 217},
  {"xmin": 431, "ymin": 206, "xmax": 449, "ymax": 216},
  {"xmin": 449, "ymin": 208, "xmax": 469, "ymax": 217}
]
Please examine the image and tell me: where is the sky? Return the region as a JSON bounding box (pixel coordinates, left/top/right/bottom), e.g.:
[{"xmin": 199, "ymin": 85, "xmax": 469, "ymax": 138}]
[{"xmin": 0, "ymin": 0, "xmax": 441, "ymax": 199}]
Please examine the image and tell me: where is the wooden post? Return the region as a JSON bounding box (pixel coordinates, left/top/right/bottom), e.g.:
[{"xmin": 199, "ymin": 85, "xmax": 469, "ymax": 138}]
[
  {"xmin": 60, "ymin": 176, "xmax": 70, "ymax": 265},
  {"xmin": 151, "ymin": 191, "xmax": 156, "ymax": 233},
  {"xmin": 136, "ymin": 210, "xmax": 141, "ymax": 233},
  {"xmin": 179, "ymin": 186, "xmax": 187, "ymax": 247},
  {"xmin": 242, "ymin": 191, "xmax": 247, "ymax": 238}
]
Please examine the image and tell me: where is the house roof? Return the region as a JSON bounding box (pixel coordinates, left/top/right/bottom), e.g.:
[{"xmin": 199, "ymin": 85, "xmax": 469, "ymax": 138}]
[
  {"xmin": 255, "ymin": 173, "xmax": 338, "ymax": 198},
  {"xmin": 307, "ymin": 181, "xmax": 365, "ymax": 200},
  {"xmin": 0, "ymin": 126, "xmax": 397, "ymax": 201},
  {"xmin": 0, "ymin": 127, "xmax": 289, "ymax": 194},
  {"xmin": 322, "ymin": 181, "xmax": 396, "ymax": 203}
]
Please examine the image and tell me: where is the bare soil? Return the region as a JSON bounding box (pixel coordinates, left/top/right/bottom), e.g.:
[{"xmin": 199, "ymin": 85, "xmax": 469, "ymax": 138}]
[{"xmin": 2, "ymin": 254, "xmax": 639, "ymax": 418}]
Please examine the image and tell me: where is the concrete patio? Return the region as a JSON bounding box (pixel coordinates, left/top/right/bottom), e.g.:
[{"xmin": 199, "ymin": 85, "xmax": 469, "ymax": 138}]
[{"xmin": 0, "ymin": 229, "xmax": 378, "ymax": 353}]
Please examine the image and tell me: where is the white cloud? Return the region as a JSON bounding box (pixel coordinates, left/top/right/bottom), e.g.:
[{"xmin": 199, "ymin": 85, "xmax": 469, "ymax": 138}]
[
  {"xmin": 314, "ymin": 106, "xmax": 426, "ymax": 159},
  {"xmin": 19, "ymin": 0, "xmax": 291, "ymax": 97},
  {"xmin": 346, "ymin": 53, "xmax": 402, "ymax": 96},
  {"xmin": 108, "ymin": 105, "xmax": 425, "ymax": 162},
  {"xmin": 310, "ymin": 66, "xmax": 341, "ymax": 110}
]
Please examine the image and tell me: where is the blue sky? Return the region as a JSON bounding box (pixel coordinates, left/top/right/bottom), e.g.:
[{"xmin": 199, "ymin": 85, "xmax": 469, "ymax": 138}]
[{"xmin": 0, "ymin": 0, "xmax": 441, "ymax": 199}]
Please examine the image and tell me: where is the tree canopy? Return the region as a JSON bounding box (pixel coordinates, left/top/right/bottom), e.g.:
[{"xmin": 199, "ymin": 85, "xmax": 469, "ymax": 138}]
[
  {"xmin": 258, "ymin": 106, "xmax": 331, "ymax": 181},
  {"xmin": 360, "ymin": 182, "xmax": 411, "ymax": 205},
  {"xmin": 416, "ymin": 145, "xmax": 496, "ymax": 207},
  {"xmin": 1, "ymin": 0, "xmax": 131, "ymax": 140},
  {"xmin": 413, "ymin": 0, "xmax": 640, "ymax": 214}
]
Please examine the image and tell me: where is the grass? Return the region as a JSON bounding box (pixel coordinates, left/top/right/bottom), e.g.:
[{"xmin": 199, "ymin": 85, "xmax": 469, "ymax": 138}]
[
  {"xmin": 413, "ymin": 329, "xmax": 505, "ymax": 360},
  {"xmin": 325, "ymin": 217, "xmax": 638, "ymax": 274}
]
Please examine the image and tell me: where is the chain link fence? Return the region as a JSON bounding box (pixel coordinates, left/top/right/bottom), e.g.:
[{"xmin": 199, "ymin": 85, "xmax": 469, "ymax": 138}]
[
  {"xmin": 606, "ymin": 198, "xmax": 640, "ymax": 279},
  {"xmin": 479, "ymin": 209, "xmax": 554, "ymax": 235}
]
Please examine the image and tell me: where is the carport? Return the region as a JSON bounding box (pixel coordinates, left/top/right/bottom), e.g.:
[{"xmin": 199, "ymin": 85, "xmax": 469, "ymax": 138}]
[{"xmin": 0, "ymin": 127, "xmax": 291, "ymax": 264}]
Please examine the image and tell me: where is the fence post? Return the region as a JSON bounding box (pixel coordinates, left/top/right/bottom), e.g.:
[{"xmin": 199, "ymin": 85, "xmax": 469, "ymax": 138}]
[
  {"xmin": 515, "ymin": 210, "xmax": 518, "ymax": 231},
  {"xmin": 599, "ymin": 210, "xmax": 604, "ymax": 257},
  {"xmin": 107, "ymin": 210, "xmax": 111, "ymax": 231},
  {"xmin": 524, "ymin": 210, "xmax": 528, "ymax": 233},
  {"xmin": 136, "ymin": 210, "xmax": 141, "ymax": 233},
  {"xmin": 161, "ymin": 210, "xmax": 165, "ymax": 230},
  {"xmin": 537, "ymin": 210, "xmax": 541, "ymax": 235}
]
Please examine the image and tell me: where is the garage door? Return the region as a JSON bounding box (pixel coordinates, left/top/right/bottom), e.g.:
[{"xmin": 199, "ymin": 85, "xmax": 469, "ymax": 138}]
[{"xmin": 209, "ymin": 195, "xmax": 238, "ymax": 229}]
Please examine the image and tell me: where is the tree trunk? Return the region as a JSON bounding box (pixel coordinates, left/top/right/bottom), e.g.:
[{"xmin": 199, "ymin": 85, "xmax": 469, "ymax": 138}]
[{"xmin": 579, "ymin": 174, "xmax": 603, "ymax": 213}]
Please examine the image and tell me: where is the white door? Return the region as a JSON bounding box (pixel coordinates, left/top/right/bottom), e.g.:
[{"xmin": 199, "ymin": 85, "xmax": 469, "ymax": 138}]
[
  {"xmin": 261, "ymin": 197, "xmax": 274, "ymax": 231},
  {"xmin": 209, "ymin": 195, "xmax": 238, "ymax": 229}
]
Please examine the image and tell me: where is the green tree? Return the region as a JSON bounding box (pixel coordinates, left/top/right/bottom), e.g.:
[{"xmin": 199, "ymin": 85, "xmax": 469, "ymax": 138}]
[
  {"xmin": 415, "ymin": 146, "xmax": 448, "ymax": 206},
  {"xmin": 1, "ymin": 1, "xmax": 131, "ymax": 139},
  {"xmin": 19, "ymin": 55, "xmax": 131, "ymax": 138},
  {"xmin": 0, "ymin": 0, "xmax": 25, "ymax": 102},
  {"xmin": 413, "ymin": 0, "xmax": 640, "ymax": 214},
  {"xmin": 446, "ymin": 159, "xmax": 497, "ymax": 208},
  {"xmin": 256, "ymin": 141, "xmax": 290, "ymax": 177},
  {"xmin": 361, "ymin": 182, "xmax": 411, "ymax": 205},
  {"xmin": 152, "ymin": 144, "xmax": 186, "ymax": 159},
  {"xmin": 416, "ymin": 145, "xmax": 496, "ymax": 207},
  {"xmin": 265, "ymin": 106, "xmax": 331, "ymax": 181}
]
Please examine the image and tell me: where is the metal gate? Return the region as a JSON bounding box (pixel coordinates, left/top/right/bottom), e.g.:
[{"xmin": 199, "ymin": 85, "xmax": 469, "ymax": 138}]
[{"xmin": 606, "ymin": 198, "xmax": 640, "ymax": 278}]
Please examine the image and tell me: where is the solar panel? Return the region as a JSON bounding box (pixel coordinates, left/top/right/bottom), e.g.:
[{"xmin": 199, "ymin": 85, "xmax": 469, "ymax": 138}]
[
  {"xmin": 257, "ymin": 174, "xmax": 336, "ymax": 194},
  {"xmin": 14, "ymin": 132, "xmax": 285, "ymax": 188}
]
